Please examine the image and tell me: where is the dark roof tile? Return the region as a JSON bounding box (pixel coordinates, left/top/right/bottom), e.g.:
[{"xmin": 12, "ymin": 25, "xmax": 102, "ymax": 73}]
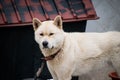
[{"xmin": 0, "ymin": 0, "xmax": 99, "ymax": 27}]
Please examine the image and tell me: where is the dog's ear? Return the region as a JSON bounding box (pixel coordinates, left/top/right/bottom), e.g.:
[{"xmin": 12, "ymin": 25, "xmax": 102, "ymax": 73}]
[
  {"xmin": 33, "ymin": 18, "xmax": 41, "ymax": 31},
  {"xmin": 53, "ymin": 15, "xmax": 62, "ymax": 29}
]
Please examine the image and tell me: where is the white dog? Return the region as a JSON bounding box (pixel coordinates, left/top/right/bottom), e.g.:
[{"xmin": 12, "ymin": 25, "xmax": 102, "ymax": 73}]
[{"xmin": 33, "ymin": 15, "xmax": 120, "ymax": 80}]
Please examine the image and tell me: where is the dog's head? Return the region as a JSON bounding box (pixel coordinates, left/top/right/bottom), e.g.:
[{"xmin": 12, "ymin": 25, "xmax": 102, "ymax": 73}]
[{"xmin": 33, "ymin": 16, "xmax": 65, "ymax": 55}]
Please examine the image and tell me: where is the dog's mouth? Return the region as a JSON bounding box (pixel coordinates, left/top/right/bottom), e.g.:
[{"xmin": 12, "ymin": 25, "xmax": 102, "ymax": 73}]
[{"xmin": 42, "ymin": 45, "xmax": 54, "ymax": 49}]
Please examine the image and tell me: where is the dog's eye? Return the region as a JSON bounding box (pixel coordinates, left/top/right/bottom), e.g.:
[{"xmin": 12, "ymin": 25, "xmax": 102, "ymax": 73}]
[
  {"xmin": 40, "ymin": 33, "xmax": 44, "ymax": 36},
  {"xmin": 49, "ymin": 33, "xmax": 54, "ymax": 36}
]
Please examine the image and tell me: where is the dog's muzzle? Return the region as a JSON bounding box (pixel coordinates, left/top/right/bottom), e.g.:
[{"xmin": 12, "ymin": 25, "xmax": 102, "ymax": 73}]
[{"xmin": 42, "ymin": 41, "xmax": 48, "ymax": 48}]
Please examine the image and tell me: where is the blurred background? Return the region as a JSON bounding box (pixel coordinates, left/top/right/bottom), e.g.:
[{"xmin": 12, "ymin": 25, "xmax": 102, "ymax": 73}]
[{"xmin": 86, "ymin": 0, "xmax": 120, "ymax": 32}]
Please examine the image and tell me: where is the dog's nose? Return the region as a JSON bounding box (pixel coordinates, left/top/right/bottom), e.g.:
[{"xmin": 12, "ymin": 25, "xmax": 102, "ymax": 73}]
[{"xmin": 42, "ymin": 41, "xmax": 48, "ymax": 48}]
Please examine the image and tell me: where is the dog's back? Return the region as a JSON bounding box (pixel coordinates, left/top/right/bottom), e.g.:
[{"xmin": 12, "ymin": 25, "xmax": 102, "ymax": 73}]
[{"xmin": 64, "ymin": 31, "xmax": 120, "ymax": 59}]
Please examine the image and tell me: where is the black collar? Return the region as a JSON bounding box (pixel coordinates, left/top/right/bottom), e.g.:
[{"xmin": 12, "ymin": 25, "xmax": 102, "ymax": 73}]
[{"xmin": 41, "ymin": 49, "xmax": 61, "ymax": 61}]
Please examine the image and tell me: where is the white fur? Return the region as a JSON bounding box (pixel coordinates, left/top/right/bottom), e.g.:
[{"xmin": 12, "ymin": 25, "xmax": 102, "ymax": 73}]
[{"xmin": 33, "ymin": 16, "xmax": 120, "ymax": 80}]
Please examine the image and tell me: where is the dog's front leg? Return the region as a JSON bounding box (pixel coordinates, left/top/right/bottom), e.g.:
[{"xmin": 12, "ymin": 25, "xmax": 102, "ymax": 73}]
[
  {"xmin": 47, "ymin": 63, "xmax": 58, "ymax": 80},
  {"xmin": 48, "ymin": 69, "xmax": 58, "ymax": 80},
  {"xmin": 57, "ymin": 72, "xmax": 72, "ymax": 80},
  {"xmin": 49, "ymin": 71, "xmax": 58, "ymax": 80}
]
